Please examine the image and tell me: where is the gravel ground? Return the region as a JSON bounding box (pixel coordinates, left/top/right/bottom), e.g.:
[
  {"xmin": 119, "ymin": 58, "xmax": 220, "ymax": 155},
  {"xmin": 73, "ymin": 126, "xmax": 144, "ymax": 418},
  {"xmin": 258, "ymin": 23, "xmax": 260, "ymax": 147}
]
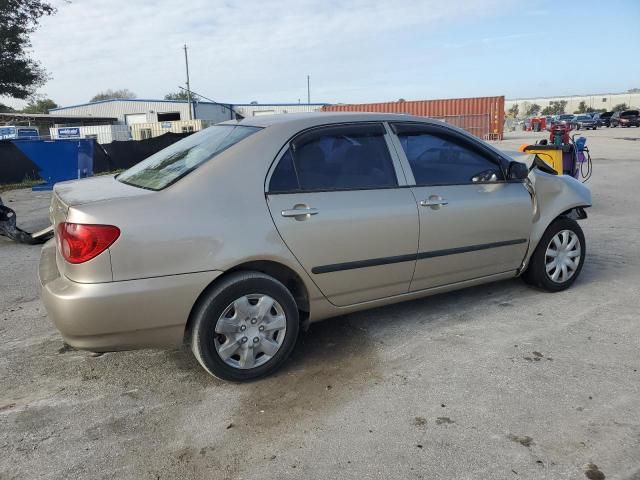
[{"xmin": 1, "ymin": 127, "xmax": 639, "ymax": 480}]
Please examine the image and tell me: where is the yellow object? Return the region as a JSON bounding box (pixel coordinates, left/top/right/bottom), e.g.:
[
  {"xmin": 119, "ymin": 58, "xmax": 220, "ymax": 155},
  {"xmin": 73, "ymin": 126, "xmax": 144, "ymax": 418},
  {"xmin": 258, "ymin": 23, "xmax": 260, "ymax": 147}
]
[{"xmin": 518, "ymin": 144, "xmax": 563, "ymax": 174}]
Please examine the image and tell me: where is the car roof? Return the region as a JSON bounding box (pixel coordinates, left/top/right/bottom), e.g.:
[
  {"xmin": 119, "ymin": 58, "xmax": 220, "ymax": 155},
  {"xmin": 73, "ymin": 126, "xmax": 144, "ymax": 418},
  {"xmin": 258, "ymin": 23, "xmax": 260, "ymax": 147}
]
[{"xmin": 219, "ymin": 111, "xmax": 437, "ymax": 128}]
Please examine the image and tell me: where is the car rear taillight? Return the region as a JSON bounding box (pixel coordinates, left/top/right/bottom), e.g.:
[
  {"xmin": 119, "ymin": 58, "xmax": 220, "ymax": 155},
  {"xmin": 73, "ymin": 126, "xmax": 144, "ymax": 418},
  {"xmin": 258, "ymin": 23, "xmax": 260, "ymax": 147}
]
[{"xmin": 56, "ymin": 222, "xmax": 120, "ymax": 264}]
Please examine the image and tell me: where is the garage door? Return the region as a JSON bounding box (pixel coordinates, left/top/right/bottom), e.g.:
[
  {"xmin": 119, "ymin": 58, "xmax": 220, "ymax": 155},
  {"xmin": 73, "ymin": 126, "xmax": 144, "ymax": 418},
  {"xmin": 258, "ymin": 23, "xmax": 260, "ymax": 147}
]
[{"xmin": 125, "ymin": 113, "xmax": 148, "ymax": 125}]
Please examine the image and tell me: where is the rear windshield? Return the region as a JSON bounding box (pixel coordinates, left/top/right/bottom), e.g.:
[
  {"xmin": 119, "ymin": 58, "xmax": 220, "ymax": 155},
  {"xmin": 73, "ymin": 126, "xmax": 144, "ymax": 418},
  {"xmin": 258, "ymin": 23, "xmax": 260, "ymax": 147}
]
[
  {"xmin": 601, "ymin": 112, "xmax": 613, "ymax": 118},
  {"xmin": 118, "ymin": 125, "xmax": 260, "ymax": 190}
]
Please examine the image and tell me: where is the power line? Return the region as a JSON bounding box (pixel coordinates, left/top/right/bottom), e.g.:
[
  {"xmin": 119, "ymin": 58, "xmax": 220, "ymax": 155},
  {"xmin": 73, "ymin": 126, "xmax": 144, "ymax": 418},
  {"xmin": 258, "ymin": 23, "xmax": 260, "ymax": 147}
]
[{"xmin": 177, "ymin": 86, "xmax": 239, "ymax": 119}]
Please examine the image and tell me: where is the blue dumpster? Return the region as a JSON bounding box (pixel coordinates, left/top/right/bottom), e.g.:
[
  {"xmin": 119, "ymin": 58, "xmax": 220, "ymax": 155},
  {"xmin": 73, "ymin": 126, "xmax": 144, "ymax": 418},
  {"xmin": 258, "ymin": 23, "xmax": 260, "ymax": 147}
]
[{"xmin": 12, "ymin": 139, "xmax": 94, "ymax": 191}]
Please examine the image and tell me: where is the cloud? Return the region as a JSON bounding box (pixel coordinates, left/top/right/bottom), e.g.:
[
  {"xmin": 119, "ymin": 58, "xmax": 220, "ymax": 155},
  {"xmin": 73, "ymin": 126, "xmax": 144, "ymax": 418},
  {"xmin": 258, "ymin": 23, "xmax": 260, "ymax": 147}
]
[
  {"xmin": 444, "ymin": 32, "xmax": 545, "ymax": 49},
  {"xmin": 27, "ymin": 0, "xmax": 513, "ymax": 106}
]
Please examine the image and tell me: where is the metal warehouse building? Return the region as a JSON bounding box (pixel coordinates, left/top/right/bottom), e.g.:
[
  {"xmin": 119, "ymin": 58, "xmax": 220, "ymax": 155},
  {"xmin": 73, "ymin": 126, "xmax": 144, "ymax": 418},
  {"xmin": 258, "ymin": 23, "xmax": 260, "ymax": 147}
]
[
  {"xmin": 505, "ymin": 92, "xmax": 640, "ymax": 114},
  {"xmin": 233, "ymin": 103, "xmax": 327, "ymax": 117},
  {"xmin": 49, "ymin": 99, "xmax": 327, "ymax": 126},
  {"xmin": 49, "ymin": 99, "xmax": 236, "ymax": 125}
]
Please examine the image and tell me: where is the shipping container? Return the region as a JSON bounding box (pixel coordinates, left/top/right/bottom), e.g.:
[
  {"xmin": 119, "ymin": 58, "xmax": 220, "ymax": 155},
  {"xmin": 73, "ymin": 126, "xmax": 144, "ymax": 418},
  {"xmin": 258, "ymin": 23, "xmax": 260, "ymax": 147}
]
[
  {"xmin": 49, "ymin": 124, "xmax": 131, "ymax": 144},
  {"xmin": 323, "ymin": 96, "xmax": 505, "ymax": 140},
  {"xmin": 129, "ymin": 119, "xmax": 214, "ymax": 141}
]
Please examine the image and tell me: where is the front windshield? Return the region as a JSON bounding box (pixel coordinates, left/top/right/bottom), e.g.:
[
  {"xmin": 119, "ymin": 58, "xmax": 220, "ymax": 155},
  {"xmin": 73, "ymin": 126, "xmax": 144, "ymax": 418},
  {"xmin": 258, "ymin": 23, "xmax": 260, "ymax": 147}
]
[
  {"xmin": 576, "ymin": 115, "xmax": 590, "ymax": 120},
  {"xmin": 559, "ymin": 115, "xmax": 573, "ymax": 120},
  {"xmin": 118, "ymin": 125, "xmax": 260, "ymax": 190}
]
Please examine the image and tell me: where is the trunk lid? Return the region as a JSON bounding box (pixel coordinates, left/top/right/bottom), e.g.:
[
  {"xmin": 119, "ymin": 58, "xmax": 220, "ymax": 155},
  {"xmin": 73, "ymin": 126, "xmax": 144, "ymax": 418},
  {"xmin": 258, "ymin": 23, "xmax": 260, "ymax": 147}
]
[{"xmin": 53, "ymin": 175, "xmax": 152, "ymax": 209}]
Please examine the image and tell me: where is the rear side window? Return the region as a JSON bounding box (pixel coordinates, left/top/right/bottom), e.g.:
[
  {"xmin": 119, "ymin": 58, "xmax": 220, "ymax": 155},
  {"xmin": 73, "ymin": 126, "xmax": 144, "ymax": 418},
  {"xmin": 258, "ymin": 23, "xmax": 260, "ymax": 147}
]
[
  {"xmin": 394, "ymin": 125, "xmax": 504, "ymax": 185},
  {"xmin": 118, "ymin": 125, "xmax": 260, "ymax": 190},
  {"xmin": 269, "ymin": 149, "xmax": 298, "ymax": 192},
  {"xmin": 269, "ymin": 123, "xmax": 397, "ymax": 192}
]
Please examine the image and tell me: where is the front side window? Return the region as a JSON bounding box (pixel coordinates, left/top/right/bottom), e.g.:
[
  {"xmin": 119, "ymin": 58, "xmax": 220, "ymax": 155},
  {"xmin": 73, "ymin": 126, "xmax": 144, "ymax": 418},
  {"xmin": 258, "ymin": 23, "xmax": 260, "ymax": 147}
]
[
  {"xmin": 119, "ymin": 125, "xmax": 260, "ymax": 190},
  {"xmin": 271, "ymin": 123, "xmax": 397, "ymax": 192},
  {"xmin": 394, "ymin": 125, "xmax": 504, "ymax": 185}
]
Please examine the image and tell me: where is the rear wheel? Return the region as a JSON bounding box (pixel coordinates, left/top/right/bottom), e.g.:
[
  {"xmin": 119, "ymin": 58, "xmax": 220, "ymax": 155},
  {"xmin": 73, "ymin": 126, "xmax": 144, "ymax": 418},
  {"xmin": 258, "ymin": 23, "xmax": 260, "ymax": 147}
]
[
  {"xmin": 190, "ymin": 271, "xmax": 300, "ymax": 381},
  {"xmin": 522, "ymin": 217, "xmax": 585, "ymax": 292}
]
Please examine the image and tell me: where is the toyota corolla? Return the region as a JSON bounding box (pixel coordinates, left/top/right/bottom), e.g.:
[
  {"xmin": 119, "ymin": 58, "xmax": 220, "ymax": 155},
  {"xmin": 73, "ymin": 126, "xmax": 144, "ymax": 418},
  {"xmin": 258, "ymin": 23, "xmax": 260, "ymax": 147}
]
[{"xmin": 39, "ymin": 113, "xmax": 591, "ymax": 381}]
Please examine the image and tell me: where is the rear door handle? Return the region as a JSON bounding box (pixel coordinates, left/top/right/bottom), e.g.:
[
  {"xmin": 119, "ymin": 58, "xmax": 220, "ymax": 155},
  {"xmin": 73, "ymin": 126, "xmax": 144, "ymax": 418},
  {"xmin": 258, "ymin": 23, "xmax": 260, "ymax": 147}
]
[
  {"xmin": 281, "ymin": 205, "xmax": 319, "ymax": 219},
  {"xmin": 420, "ymin": 197, "xmax": 448, "ymax": 208}
]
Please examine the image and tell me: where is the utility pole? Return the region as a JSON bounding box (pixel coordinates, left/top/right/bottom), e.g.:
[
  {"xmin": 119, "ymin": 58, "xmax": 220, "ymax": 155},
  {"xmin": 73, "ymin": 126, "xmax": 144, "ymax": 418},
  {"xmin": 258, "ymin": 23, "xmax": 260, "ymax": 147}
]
[
  {"xmin": 183, "ymin": 44, "xmax": 193, "ymax": 120},
  {"xmin": 307, "ymin": 75, "xmax": 310, "ymax": 105}
]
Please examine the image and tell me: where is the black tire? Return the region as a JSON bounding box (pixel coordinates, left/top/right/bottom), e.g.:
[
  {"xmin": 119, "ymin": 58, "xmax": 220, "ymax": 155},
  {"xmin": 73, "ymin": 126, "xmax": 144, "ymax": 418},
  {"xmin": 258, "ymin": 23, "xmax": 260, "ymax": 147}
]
[
  {"xmin": 522, "ymin": 217, "xmax": 586, "ymax": 292},
  {"xmin": 190, "ymin": 271, "xmax": 300, "ymax": 381}
]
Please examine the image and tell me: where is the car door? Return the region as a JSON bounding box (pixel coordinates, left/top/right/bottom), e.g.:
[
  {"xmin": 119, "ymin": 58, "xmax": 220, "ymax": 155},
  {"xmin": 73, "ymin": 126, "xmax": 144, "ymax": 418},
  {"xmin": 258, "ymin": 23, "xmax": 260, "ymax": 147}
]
[
  {"xmin": 266, "ymin": 123, "xmax": 419, "ymax": 306},
  {"xmin": 389, "ymin": 122, "xmax": 533, "ymax": 292}
]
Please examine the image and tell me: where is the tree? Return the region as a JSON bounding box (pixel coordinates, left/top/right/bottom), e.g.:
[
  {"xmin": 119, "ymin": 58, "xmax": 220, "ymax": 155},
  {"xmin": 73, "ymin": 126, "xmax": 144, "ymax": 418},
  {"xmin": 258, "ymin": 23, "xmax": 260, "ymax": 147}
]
[
  {"xmin": 540, "ymin": 100, "xmax": 567, "ymax": 116},
  {"xmin": 0, "ymin": 0, "xmax": 56, "ymax": 99},
  {"xmin": 574, "ymin": 101, "xmax": 588, "ymax": 114},
  {"xmin": 506, "ymin": 103, "xmax": 519, "ymax": 119},
  {"xmin": 21, "ymin": 95, "xmax": 57, "ymax": 113},
  {"xmin": 90, "ymin": 89, "xmax": 136, "ymax": 102},
  {"xmin": 525, "ymin": 103, "xmax": 541, "ymax": 117},
  {"xmin": 0, "ymin": 103, "xmax": 16, "ymax": 112},
  {"xmin": 628, "ymin": 88, "xmax": 640, "ymax": 93},
  {"xmin": 164, "ymin": 91, "xmax": 200, "ymax": 102},
  {"xmin": 612, "ymin": 103, "xmax": 629, "ymax": 112}
]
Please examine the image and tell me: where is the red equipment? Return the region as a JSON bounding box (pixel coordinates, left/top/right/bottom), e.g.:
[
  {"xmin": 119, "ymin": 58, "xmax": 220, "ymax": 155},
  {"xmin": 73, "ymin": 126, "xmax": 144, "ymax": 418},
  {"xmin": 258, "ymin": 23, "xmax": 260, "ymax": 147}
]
[
  {"xmin": 549, "ymin": 123, "xmax": 571, "ymax": 145},
  {"xmin": 530, "ymin": 117, "xmax": 546, "ymax": 132}
]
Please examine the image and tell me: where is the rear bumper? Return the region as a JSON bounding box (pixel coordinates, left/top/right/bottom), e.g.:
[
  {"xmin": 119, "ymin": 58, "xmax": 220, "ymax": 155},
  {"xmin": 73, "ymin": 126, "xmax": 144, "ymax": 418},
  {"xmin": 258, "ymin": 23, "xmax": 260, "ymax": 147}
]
[{"xmin": 39, "ymin": 239, "xmax": 223, "ymax": 352}]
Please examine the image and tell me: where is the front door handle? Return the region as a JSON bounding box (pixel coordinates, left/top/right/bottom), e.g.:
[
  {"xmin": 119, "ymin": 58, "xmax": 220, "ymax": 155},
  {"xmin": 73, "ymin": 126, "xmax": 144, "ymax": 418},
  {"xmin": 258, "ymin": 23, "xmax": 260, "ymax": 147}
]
[
  {"xmin": 281, "ymin": 204, "xmax": 319, "ymax": 220},
  {"xmin": 420, "ymin": 196, "xmax": 448, "ymax": 209}
]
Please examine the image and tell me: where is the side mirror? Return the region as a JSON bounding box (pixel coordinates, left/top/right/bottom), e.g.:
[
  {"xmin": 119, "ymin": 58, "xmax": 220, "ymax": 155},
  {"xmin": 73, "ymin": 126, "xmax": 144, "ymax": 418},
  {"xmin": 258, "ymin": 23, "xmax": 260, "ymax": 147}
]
[{"xmin": 508, "ymin": 161, "xmax": 529, "ymax": 180}]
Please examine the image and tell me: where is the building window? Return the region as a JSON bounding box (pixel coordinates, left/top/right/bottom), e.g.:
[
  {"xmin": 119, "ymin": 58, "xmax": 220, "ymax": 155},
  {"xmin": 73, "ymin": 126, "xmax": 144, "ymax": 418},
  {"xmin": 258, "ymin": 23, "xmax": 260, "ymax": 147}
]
[
  {"xmin": 157, "ymin": 112, "xmax": 181, "ymax": 121},
  {"xmin": 181, "ymin": 126, "xmax": 194, "ymax": 133},
  {"xmin": 602, "ymin": 98, "xmax": 607, "ymax": 102},
  {"xmin": 140, "ymin": 128, "xmax": 152, "ymax": 139}
]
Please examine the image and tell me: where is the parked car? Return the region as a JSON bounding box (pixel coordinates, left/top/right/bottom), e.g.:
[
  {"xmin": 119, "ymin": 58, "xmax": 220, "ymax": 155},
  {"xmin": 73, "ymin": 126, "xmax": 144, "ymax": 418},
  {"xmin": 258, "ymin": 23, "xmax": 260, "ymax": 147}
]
[
  {"xmin": 573, "ymin": 114, "xmax": 598, "ymax": 130},
  {"xmin": 39, "ymin": 113, "xmax": 592, "ymax": 381},
  {"xmin": 610, "ymin": 110, "xmax": 640, "ymax": 128},
  {"xmin": 598, "ymin": 111, "xmax": 614, "ymax": 127},
  {"xmin": 557, "ymin": 114, "xmax": 576, "ymax": 129}
]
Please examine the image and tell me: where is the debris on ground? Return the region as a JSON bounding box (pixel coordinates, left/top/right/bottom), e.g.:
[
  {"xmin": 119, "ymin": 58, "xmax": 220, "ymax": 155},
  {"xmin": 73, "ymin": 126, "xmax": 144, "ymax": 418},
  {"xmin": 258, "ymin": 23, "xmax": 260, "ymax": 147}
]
[{"xmin": 0, "ymin": 195, "xmax": 52, "ymax": 245}]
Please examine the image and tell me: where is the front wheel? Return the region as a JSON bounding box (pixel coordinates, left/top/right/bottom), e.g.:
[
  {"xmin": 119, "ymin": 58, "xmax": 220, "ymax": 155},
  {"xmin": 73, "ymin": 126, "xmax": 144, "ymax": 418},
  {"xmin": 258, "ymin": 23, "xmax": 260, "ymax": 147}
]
[
  {"xmin": 190, "ymin": 271, "xmax": 300, "ymax": 381},
  {"xmin": 522, "ymin": 217, "xmax": 586, "ymax": 292}
]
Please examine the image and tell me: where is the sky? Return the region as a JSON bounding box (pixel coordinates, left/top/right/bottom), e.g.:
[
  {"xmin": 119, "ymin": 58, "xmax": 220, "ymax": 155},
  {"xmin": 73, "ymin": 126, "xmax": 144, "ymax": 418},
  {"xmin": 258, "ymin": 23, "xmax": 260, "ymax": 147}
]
[{"xmin": 6, "ymin": 0, "xmax": 640, "ymax": 108}]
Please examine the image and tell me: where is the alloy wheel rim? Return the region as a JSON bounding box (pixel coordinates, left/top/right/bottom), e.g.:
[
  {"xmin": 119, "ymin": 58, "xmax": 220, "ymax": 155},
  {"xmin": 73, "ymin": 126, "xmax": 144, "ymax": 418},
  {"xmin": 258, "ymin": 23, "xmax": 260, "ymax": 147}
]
[
  {"xmin": 214, "ymin": 294, "xmax": 287, "ymax": 369},
  {"xmin": 545, "ymin": 230, "xmax": 581, "ymax": 283}
]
